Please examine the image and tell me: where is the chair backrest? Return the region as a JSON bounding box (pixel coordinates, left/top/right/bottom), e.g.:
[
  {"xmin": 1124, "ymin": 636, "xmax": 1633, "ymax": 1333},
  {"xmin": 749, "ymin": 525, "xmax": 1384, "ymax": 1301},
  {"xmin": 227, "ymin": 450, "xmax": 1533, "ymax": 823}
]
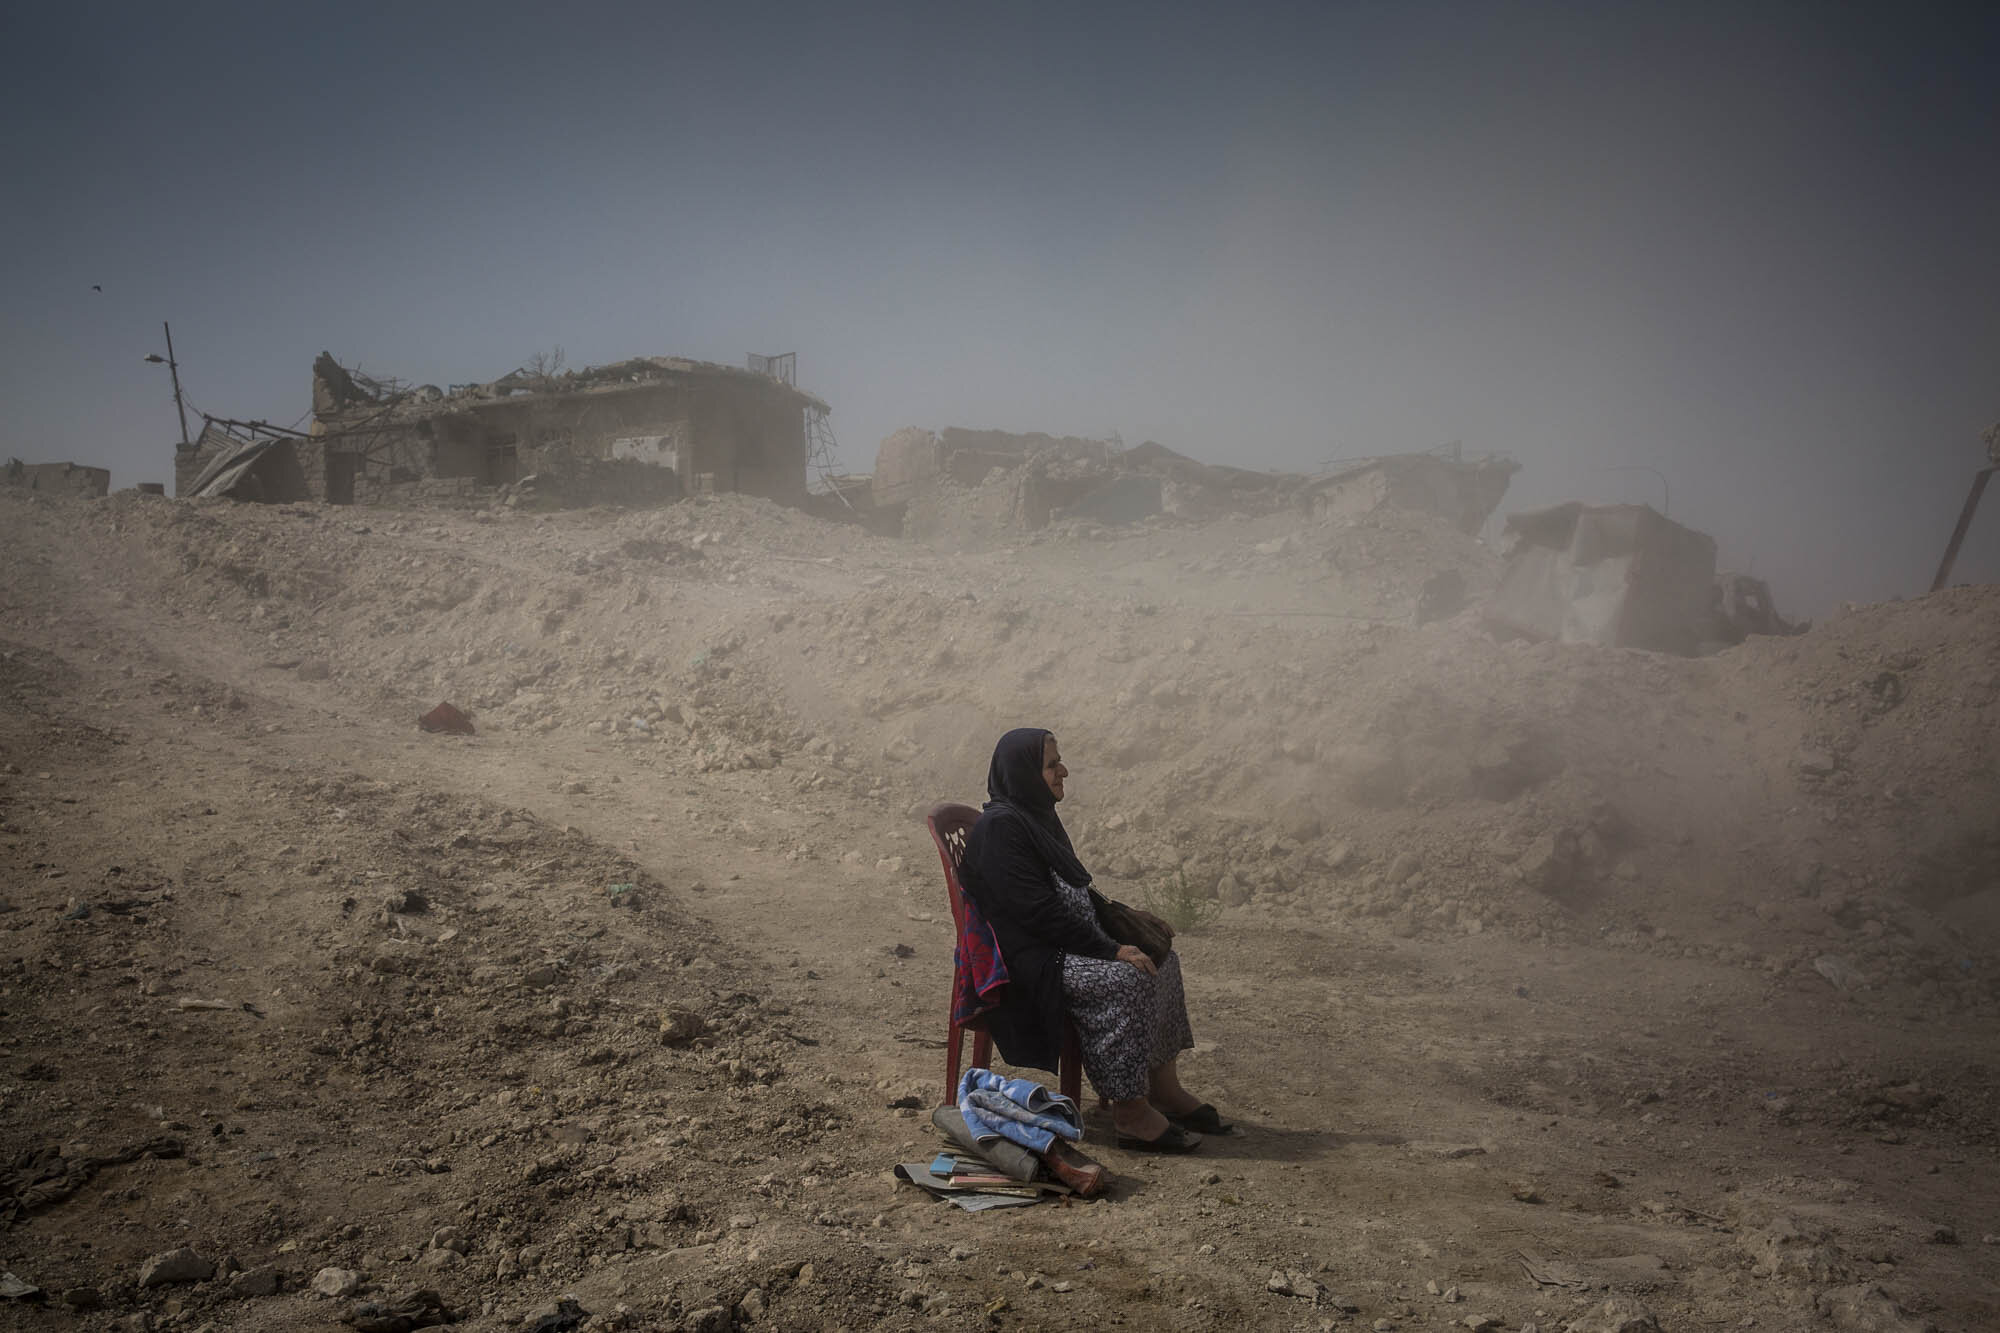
[{"xmin": 925, "ymin": 802, "xmax": 980, "ymax": 935}]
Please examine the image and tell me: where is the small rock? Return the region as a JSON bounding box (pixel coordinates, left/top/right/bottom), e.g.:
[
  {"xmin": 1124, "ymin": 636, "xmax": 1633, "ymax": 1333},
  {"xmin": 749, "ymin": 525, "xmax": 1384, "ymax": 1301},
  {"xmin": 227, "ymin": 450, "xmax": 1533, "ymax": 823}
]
[
  {"xmin": 311, "ymin": 1267, "xmax": 362, "ymax": 1299},
  {"xmin": 659, "ymin": 1008, "xmax": 709, "ymax": 1047},
  {"xmin": 1740, "ymin": 1214, "xmax": 1846, "ymax": 1282},
  {"xmin": 138, "ymin": 1247, "xmax": 214, "ymax": 1287},
  {"xmin": 417, "ymin": 701, "xmax": 475, "ymax": 735},
  {"xmin": 419, "ymin": 1247, "xmax": 463, "ymax": 1271},
  {"xmin": 62, "ymin": 1287, "xmax": 105, "ymax": 1309},
  {"xmin": 1811, "ymin": 1284, "xmax": 1938, "ymax": 1333},
  {"xmin": 1814, "ymin": 954, "xmax": 1866, "ymax": 991},
  {"xmin": 1563, "ymin": 1296, "xmax": 1663, "ymax": 1333},
  {"xmin": 1270, "ymin": 1270, "xmax": 1323, "ymax": 1301},
  {"xmin": 227, "ymin": 1266, "xmax": 282, "ymax": 1298},
  {"xmin": 1519, "ymin": 828, "xmax": 1582, "ymax": 896},
  {"xmin": 684, "ymin": 1306, "xmax": 731, "ymax": 1333}
]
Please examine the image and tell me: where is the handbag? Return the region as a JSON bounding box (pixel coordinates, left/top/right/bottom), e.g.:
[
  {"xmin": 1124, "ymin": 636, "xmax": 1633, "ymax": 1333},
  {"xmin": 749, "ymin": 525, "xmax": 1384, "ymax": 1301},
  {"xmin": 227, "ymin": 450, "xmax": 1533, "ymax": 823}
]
[{"xmin": 1089, "ymin": 889, "xmax": 1172, "ymax": 967}]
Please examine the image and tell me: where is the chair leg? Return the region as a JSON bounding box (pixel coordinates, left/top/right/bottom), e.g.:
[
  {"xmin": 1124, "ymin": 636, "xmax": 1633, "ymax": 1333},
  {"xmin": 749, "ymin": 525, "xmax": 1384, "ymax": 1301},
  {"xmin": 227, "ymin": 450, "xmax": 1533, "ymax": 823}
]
[
  {"xmin": 944, "ymin": 1021, "xmax": 962, "ymax": 1108},
  {"xmin": 971, "ymin": 1030, "xmax": 993, "ymax": 1074},
  {"xmin": 1059, "ymin": 1025, "xmax": 1083, "ymax": 1104}
]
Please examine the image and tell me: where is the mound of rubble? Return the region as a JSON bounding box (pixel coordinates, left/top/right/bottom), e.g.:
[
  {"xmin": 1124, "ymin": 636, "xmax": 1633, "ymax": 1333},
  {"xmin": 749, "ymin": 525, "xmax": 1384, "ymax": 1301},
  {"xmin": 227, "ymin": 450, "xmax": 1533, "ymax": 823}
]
[{"xmin": 13, "ymin": 486, "xmax": 1996, "ymax": 1028}]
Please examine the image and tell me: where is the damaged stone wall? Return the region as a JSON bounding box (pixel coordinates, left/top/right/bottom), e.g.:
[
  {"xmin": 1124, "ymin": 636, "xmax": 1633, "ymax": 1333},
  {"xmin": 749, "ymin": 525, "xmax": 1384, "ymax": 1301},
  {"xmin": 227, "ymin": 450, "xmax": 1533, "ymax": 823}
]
[{"xmin": 5, "ymin": 460, "xmax": 111, "ymax": 498}]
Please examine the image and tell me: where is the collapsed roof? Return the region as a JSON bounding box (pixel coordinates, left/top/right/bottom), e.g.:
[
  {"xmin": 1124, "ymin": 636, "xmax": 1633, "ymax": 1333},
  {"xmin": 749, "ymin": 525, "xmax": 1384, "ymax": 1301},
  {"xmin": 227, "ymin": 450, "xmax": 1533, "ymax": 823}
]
[{"xmin": 311, "ymin": 351, "xmax": 828, "ymax": 424}]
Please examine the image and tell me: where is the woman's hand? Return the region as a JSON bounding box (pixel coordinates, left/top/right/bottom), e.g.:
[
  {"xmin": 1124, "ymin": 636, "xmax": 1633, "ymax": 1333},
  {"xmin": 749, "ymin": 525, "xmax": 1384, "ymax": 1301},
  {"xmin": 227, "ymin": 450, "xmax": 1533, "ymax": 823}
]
[{"xmin": 1115, "ymin": 944, "xmax": 1157, "ymax": 975}]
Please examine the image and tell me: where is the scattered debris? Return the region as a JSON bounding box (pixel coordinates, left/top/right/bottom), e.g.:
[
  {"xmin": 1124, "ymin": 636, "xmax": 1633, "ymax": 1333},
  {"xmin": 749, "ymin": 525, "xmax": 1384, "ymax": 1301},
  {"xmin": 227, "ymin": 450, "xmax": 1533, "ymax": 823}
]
[
  {"xmin": 0, "ymin": 1272, "xmax": 41, "ymax": 1302},
  {"xmin": 340, "ymin": 1287, "xmax": 456, "ymax": 1332},
  {"xmin": 417, "ymin": 702, "xmax": 476, "ymax": 735},
  {"xmin": 137, "ymin": 1247, "xmax": 213, "ymax": 1287}
]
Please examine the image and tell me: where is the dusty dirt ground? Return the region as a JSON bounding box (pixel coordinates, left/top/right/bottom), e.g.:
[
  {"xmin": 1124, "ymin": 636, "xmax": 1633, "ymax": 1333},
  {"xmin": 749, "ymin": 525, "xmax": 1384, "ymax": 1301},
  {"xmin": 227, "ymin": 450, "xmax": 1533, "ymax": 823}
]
[{"xmin": 2, "ymin": 486, "xmax": 1996, "ymax": 1333}]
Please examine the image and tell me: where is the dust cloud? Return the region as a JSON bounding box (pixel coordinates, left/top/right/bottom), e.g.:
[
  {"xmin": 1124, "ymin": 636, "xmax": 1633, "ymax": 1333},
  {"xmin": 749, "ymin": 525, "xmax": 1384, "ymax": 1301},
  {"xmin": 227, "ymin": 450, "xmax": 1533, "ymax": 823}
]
[{"xmin": 2, "ymin": 442, "xmax": 1994, "ymax": 1330}]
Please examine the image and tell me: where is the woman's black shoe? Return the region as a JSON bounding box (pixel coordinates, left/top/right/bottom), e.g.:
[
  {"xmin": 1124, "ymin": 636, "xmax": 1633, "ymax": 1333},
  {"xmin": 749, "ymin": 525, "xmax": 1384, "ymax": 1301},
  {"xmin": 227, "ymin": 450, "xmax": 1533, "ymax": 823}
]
[
  {"xmin": 1165, "ymin": 1103, "xmax": 1233, "ymax": 1135},
  {"xmin": 1115, "ymin": 1124, "xmax": 1203, "ymax": 1153}
]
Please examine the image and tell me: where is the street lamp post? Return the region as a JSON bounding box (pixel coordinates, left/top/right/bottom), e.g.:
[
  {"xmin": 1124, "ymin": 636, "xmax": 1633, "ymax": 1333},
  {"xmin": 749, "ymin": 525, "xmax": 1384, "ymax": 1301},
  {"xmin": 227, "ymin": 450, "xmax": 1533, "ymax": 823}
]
[{"xmin": 144, "ymin": 321, "xmax": 190, "ymax": 448}]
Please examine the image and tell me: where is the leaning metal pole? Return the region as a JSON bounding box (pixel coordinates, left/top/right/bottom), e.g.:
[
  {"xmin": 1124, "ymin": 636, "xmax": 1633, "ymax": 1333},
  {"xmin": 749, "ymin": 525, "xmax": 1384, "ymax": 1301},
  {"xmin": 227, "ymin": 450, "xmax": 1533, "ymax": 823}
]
[
  {"xmin": 163, "ymin": 321, "xmax": 190, "ymax": 447},
  {"xmin": 1929, "ymin": 467, "xmax": 1995, "ymax": 593}
]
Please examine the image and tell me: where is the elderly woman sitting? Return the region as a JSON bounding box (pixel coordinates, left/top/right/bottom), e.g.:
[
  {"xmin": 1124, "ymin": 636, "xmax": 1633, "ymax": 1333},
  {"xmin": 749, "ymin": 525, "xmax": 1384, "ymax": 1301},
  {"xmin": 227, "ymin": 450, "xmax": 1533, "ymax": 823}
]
[{"xmin": 960, "ymin": 727, "xmax": 1229, "ymax": 1153}]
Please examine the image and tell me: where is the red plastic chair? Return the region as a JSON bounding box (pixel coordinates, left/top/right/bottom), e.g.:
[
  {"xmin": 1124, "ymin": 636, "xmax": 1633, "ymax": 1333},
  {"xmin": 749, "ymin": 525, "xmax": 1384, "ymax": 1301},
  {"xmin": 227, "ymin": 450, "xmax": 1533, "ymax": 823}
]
[{"xmin": 927, "ymin": 801, "xmax": 1083, "ymax": 1108}]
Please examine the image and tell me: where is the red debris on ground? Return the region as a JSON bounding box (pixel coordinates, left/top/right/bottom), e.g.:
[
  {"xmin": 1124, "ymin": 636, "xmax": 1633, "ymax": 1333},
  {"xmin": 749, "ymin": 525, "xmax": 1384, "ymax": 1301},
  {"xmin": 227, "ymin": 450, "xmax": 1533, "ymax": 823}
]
[{"xmin": 417, "ymin": 702, "xmax": 475, "ymax": 735}]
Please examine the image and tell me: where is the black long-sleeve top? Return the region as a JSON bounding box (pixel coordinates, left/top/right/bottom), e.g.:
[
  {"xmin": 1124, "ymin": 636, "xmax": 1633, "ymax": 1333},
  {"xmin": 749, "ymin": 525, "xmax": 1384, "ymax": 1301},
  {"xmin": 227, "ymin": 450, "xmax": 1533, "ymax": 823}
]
[{"xmin": 960, "ymin": 805, "xmax": 1117, "ymax": 1072}]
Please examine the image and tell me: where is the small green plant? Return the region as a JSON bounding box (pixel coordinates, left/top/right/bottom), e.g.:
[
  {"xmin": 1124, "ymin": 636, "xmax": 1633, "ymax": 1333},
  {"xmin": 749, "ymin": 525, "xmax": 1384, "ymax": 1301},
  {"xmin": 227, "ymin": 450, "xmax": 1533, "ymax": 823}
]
[{"xmin": 1143, "ymin": 865, "xmax": 1223, "ymax": 933}]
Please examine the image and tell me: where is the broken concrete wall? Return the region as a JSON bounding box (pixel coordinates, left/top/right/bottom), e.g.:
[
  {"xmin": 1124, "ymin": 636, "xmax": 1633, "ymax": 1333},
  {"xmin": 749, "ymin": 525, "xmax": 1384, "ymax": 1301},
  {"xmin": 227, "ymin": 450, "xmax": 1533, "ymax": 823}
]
[
  {"xmin": 1304, "ymin": 453, "xmax": 1519, "ymax": 535},
  {"xmin": 1484, "ymin": 503, "xmax": 1718, "ymax": 656},
  {"xmin": 4, "ymin": 461, "xmax": 110, "ymax": 498}
]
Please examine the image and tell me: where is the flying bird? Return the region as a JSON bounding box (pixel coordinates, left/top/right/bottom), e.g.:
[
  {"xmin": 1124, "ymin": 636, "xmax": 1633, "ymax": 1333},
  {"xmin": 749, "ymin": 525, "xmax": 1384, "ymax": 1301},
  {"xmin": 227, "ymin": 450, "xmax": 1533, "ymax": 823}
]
[{"xmin": 91, "ymin": 285, "xmax": 102, "ymax": 293}]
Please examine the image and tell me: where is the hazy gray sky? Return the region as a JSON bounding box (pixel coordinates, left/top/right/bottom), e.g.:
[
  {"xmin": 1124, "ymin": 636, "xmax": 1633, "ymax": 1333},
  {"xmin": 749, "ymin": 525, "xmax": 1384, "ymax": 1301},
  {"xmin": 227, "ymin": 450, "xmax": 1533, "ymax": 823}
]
[{"xmin": 5, "ymin": 2, "xmax": 1996, "ymax": 613}]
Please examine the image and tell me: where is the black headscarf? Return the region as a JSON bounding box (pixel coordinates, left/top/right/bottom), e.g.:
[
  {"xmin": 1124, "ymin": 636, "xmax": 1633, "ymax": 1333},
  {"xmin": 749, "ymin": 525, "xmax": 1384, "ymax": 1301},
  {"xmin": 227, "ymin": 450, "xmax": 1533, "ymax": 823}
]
[{"xmin": 982, "ymin": 726, "xmax": 1091, "ymax": 889}]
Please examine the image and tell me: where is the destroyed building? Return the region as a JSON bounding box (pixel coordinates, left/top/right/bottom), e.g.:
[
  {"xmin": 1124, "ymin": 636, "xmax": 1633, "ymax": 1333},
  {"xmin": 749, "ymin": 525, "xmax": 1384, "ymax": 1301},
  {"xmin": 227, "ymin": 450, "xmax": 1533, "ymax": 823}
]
[
  {"xmin": 873, "ymin": 427, "xmax": 1518, "ymax": 542},
  {"xmin": 874, "ymin": 428, "xmax": 1310, "ymax": 538},
  {"xmin": 4, "ymin": 460, "xmax": 110, "ymax": 498},
  {"xmin": 175, "ymin": 353, "xmax": 825, "ymax": 507}
]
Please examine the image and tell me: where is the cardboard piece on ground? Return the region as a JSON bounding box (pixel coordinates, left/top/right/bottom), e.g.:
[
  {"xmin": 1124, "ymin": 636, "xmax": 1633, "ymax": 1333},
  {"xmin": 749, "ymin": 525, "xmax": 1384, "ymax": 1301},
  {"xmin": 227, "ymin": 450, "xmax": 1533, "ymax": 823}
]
[{"xmin": 892, "ymin": 1163, "xmax": 1043, "ymax": 1211}]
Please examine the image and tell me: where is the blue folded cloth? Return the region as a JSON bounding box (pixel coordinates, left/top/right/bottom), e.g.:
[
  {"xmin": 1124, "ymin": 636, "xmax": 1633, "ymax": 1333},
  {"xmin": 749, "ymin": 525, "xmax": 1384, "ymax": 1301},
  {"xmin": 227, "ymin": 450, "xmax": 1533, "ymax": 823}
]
[{"xmin": 956, "ymin": 1067, "xmax": 1082, "ymax": 1155}]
